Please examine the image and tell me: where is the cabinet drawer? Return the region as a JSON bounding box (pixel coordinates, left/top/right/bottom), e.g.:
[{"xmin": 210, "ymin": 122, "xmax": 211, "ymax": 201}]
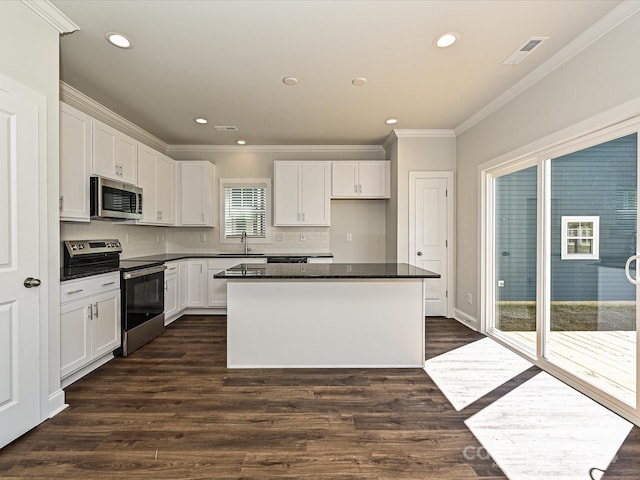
[
  {"xmin": 165, "ymin": 261, "xmax": 181, "ymax": 276},
  {"xmin": 61, "ymin": 272, "xmax": 120, "ymax": 302}
]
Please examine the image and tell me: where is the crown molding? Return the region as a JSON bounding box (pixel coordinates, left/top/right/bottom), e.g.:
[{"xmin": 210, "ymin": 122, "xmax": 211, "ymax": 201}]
[
  {"xmin": 21, "ymin": 0, "xmax": 79, "ymax": 34},
  {"xmin": 393, "ymin": 129, "xmax": 456, "ymax": 138},
  {"xmin": 454, "ymin": 0, "xmax": 640, "ymax": 136},
  {"xmin": 166, "ymin": 144, "xmax": 385, "ymax": 156},
  {"xmin": 60, "ymin": 81, "xmax": 168, "ymax": 152}
]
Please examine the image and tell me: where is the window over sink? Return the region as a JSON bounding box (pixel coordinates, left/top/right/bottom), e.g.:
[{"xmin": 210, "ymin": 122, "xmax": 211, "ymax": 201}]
[{"xmin": 220, "ymin": 178, "xmax": 271, "ymax": 244}]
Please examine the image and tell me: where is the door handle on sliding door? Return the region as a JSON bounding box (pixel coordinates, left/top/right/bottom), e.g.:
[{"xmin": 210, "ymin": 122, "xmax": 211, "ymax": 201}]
[{"xmin": 624, "ymin": 255, "xmax": 640, "ymax": 285}]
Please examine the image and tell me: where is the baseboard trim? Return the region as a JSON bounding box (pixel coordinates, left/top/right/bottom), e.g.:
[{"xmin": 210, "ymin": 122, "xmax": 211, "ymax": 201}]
[
  {"xmin": 48, "ymin": 389, "xmax": 67, "ymax": 418},
  {"xmin": 454, "ymin": 308, "xmax": 480, "ymax": 331}
]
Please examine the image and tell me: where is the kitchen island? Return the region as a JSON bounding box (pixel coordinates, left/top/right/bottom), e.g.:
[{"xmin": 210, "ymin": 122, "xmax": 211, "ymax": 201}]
[{"xmin": 215, "ymin": 263, "xmax": 440, "ymax": 368}]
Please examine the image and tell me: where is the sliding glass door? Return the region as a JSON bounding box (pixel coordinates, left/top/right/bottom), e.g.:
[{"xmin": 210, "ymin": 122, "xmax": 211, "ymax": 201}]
[
  {"xmin": 484, "ymin": 123, "xmax": 639, "ymax": 419},
  {"xmin": 547, "ymin": 133, "xmax": 637, "ymax": 407}
]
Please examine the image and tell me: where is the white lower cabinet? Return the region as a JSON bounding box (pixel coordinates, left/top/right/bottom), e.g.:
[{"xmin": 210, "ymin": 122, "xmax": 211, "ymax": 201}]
[
  {"xmin": 186, "ymin": 260, "xmax": 207, "ymax": 307},
  {"xmin": 164, "ymin": 260, "xmax": 187, "ymax": 323},
  {"xmin": 60, "ymin": 272, "xmax": 121, "ymax": 386}
]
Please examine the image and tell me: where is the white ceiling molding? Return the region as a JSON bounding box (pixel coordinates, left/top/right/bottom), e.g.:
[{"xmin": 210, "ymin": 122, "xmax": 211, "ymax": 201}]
[
  {"xmin": 454, "ymin": 0, "xmax": 640, "ymax": 136},
  {"xmin": 21, "ymin": 0, "xmax": 79, "ymax": 34},
  {"xmin": 393, "ymin": 129, "xmax": 457, "ymax": 138},
  {"xmin": 60, "ymin": 81, "xmax": 168, "ymax": 153},
  {"xmin": 167, "ymin": 144, "xmax": 386, "ymax": 156},
  {"xmin": 383, "ymin": 129, "xmax": 456, "ymax": 152}
]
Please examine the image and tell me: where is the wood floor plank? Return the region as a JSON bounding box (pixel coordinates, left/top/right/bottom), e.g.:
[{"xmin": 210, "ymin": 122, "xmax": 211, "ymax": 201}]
[{"xmin": 0, "ymin": 315, "xmax": 635, "ymax": 478}]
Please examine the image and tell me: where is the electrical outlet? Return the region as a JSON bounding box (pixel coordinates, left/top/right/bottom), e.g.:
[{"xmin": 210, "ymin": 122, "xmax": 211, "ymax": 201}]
[
  {"xmin": 498, "ymin": 280, "xmax": 505, "ymax": 287},
  {"xmin": 299, "ymin": 233, "xmax": 306, "ymax": 241},
  {"xmin": 200, "ymin": 233, "xmax": 207, "ymax": 242},
  {"xmin": 467, "ymin": 293, "xmax": 473, "ymax": 304},
  {"xmin": 126, "ymin": 233, "xmax": 131, "ymax": 244},
  {"xmin": 275, "ymin": 233, "xmax": 284, "ymax": 242},
  {"xmin": 155, "ymin": 233, "xmax": 160, "ymax": 243},
  {"xmin": 346, "ymin": 233, "xmax": 352, "ymax": 241}
]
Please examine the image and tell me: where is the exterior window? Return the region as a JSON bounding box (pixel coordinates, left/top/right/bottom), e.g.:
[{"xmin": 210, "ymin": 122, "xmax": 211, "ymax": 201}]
[
  {"xmin": 561, "ymin": 216, "xmax": 599, "ymax": 260},
  {"xmin": 221, "ymin": 180, "xmax": 270, "ymax": 241}
]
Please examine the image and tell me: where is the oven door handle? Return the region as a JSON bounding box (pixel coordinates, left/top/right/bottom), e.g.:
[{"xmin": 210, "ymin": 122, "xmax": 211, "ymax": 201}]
[{"xmin": 122, "ymin": 265, "xmax": 166, "ymax": 279}]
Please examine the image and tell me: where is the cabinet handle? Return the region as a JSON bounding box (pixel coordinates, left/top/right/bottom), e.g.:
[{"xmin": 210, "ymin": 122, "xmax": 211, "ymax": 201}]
[
  {"xmin": 302, "ymin": 212, "xmax": 305, "ymax": 222},
  {"xmin": 201, "ymin": 213, "xmax": 205, "ymax": 222},
  {"xmin": 59, "ymin": 195, "xmax": 64, "ymax": 211},
  {"xmin": 88, "ymin": 303, "xmax": 93, "ymax": 320},
  {"xmin": 168, "ymin": 267, "xmax": 177, "ymax": 271},
  {"xmin": 94, "ymin": 302, "xmax": 99, "ymax": 318},
  {"xmin": 165, "ymin": 280, "xmax": 168, "ymax": 290},
  {"xmin": 102, "ymin": 281, "xmax": 115, "ymax": 287},
  {"xmin": 354, "ymin": 184, "xmax": 357, "ymax": 193},
  {"xmin": 67, "ymin": 289, "xmax": 84, "ymax": 295}
]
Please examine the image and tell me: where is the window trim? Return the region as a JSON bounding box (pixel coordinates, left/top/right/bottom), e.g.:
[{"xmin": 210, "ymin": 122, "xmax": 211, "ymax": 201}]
[
  {"xmin": 219, "ymin": 178, "xmax": 272, "ymax": 245},
  {"xmin": 561, "ymin": 216, "xmax": 600, "ymax": 260}
]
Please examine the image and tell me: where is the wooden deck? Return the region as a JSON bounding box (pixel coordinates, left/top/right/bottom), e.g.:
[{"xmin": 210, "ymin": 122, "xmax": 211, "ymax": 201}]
[{"xmin": 507, "ymin": 330, "xmax": 636, "ymax": 406}]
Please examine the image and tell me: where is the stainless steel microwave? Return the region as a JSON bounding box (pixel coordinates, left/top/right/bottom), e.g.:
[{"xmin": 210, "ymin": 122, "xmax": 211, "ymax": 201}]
[{"xmin": 90, "ymin": 176, "xmax": 143, "ymax": 220}]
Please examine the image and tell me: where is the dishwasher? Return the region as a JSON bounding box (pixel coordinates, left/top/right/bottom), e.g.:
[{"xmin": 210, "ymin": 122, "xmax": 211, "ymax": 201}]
[{"xmin": 267, "ymin": 256, "xmax": 308, "ymax": 263}]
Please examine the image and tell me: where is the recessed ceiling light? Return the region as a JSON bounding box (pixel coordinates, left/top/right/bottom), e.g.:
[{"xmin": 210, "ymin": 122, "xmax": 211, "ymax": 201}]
[
  {"xmin": 435, "ymin": 32, "xmax": 458, "ymax": 48},
  {"xmin": 385, "ymin": 118, "xmax": 398, "ymax": 125},
  {"xmin": 282, "ymin": 77, "xmax": 298, "ymax": 86},
  {"xmin": 106, "ymin": 32, "xmax": 132, "ymax": 49},
  {"xmin": 194, "ymin": 118, "xmax": 208, "ymax": 125},
  {"xmin": 352, "ymin": 77, "xmax": 368, "ymax": 87},
  {"xmin": 236, "ymin": 139, "xmax": 247, "ymax": 145}
]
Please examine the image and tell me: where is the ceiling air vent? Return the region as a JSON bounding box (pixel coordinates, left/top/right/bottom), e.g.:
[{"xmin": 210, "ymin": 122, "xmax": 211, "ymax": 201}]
[
  {"xmin": 503, "ymin": 37, "xmax": 548, "ymax": 65},
  {"xmin": 214, "ymin": 125, "xmax": 239, "ymax": 132}
]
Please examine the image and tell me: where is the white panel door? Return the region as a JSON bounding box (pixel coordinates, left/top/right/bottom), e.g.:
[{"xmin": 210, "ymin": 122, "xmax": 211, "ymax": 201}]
[
  {"xmin": 156, "ymin": 154, "xmax": 175, "ymax": 224},
  {"xmin": 274, "ymin": 162, "xmax": 301, "ymax": 225},
  {"xmin": 137, "ymin": 145, "xmax": 158, "ymax": 223},
  {"xmin": 0, "ymin": 78, "xmax": 41, "ymax": 448},
  {"xmin": 413, "ymin": 176, "xmax": 449, "ymax": 316},
  {"xmin": 358, "ymin": 162, "xmax": 389, "ymax": 198}
]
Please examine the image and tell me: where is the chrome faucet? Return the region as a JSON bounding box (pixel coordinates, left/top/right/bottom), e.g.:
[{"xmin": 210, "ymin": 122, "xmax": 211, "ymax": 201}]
[{"xmin": 240, "ymin": 231, "xmax": 249, "ymax": 255}]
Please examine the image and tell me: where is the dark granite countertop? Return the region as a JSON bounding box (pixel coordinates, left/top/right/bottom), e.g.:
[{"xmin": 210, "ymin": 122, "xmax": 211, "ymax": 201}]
[
  {"xmin": 125, "ymin": 252, "xmax": 333, "ymax": 262},
  {"xmin": 61, "ymin": 252, "xmax": 334, "ymax": 282},
  {"xmin": 214, "ymin": 263, "xmax": 440, "ymax": 279}
]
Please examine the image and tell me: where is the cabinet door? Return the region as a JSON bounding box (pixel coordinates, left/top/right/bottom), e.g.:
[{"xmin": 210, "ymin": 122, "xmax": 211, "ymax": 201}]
[
  {"xmin": 180, "ymin": 162, "xmax": 214, "ymax": 225},
  {"xmin": 358, "ymin": 162, "xmax": 389, "ymax": 198},
  {"xmin": 137, "ymin": 145, "xmax": 159, "ymax": 223},
  {"xmin": 60, "ymin": 103, "xmax": 91, "ymax": 222},
  {"xmin": 186, "ymin": 261, "xmax": 206, "ymax": 307},
  {"xmin": 91, "ymin": 290, "xmax": 121, "ymax": 359},
  {"xmin": 60, "ymin": 299, "xmax": 91, "ymax": 378},
  {"xmin": 273, "ymin": 162, "xmax": 301, "ymax": 225},
  {"xmin": 301, "ymin": 162, "xmax": 331, "ymax": 225},
  {"xmin": 331, "ymin": 162, "xmax": 358, "ymax": 197},
  {"xmin": 207, "ymin": 270, "xmax": 228, "ymax": 307},
  {"xmin": 93, "ymin": 120, "xmax": 118, "ymax": 180},
  {"xmin": 178, "ymin": 261, "xmax": 188, "ymax": 310},
  {"xmin": 156, "ymin": 154, "xmax": 175, "ymax": 224},
  {"xmin": 116, "ymin": 134, "xmax": 138, "ymax": 185},
  {"xmin": 165, "ymin": 273, "xmax": 179, "ymax": 320}
]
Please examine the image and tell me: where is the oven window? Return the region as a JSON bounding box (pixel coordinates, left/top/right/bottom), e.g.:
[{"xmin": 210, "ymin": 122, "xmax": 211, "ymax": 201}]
[{"xmin": 123, "ymin": 272, "xmax": 164, "ymax": 330}]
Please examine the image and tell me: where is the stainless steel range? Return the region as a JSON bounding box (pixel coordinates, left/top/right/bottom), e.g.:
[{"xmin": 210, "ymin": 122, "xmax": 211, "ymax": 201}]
[{"xmin": 62, "ymin": 239, "xmax": 166, "ymax": 356}]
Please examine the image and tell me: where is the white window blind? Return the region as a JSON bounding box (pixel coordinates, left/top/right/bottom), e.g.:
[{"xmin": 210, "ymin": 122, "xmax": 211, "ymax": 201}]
[{"xmin": 224, "ymin": 185, "xmax": 267, "ymax": 238}]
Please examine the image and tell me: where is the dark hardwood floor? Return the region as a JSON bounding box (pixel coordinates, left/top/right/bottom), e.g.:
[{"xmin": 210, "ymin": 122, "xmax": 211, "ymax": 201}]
[{"xmin": 0, "ymin": 315, "xmax": 637, "ymax": 479}]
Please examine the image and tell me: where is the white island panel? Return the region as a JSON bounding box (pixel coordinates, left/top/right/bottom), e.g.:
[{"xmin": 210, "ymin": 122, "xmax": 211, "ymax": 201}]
[{"xmin": 227, "ymin": 278, "xmax": 424, "ymax": 368}]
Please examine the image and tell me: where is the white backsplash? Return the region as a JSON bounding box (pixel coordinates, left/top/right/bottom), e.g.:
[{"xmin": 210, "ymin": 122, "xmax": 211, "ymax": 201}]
[{"xmin": 61, "ymin": 221, "xmax": 331, "ymax": 258}]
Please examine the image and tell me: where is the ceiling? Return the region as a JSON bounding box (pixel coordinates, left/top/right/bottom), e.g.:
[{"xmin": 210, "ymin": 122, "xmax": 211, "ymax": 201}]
[{"xmin": 53, "ymin": 0, "xmax": 621, "ymax": 146}]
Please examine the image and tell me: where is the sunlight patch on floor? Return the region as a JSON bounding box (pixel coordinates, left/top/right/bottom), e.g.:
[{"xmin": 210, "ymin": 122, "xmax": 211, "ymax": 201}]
[
  {"xmin": 465, "ymin": 372, "xmax": 632, "ymax": 480},
  {"xmin": 424, "ymin": 337, "xmax": 532, "ymax": 410}
]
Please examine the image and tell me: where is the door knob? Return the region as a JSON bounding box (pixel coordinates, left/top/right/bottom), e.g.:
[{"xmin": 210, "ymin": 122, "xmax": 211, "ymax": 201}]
[
  {"xmin": 24, "ymin": 277, "xmax": 41, "ymax": 288},
  {"xmin": 417, "ymin": 251, "xmax": 423, "ymax": 256}
]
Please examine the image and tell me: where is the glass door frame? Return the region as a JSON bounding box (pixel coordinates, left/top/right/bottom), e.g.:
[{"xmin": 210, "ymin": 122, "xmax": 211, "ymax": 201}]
[{"xmin": 481, "ymin": 117, "xmax": 640, "ymax": 426}]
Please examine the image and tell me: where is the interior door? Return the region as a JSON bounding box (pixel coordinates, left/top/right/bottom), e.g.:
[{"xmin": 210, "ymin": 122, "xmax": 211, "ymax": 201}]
[
  {"xmin": 412, "ymin": 174, "xmax": 450, "ymax": 316},
  {"xmin": 0, "ymin": 76, "xmax": 42, "ymax": 448}
]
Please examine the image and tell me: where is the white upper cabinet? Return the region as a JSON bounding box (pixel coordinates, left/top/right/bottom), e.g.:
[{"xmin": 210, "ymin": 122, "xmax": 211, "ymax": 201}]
[
  {"xmin": 177, "ymin": 161, "xmax": 216, "ymax": 226},
  {"xmin": 137, "ymin": 144, "xmax": 175, "ymax": 225},
  {"xmin": 60, "ymin": 102, "xmax": 91, "ymax": 222},
  {"xmin": 331, "ymin": 161, "xmax": 390, "ymax": 198},
  {"xmin": 274, "ymin": 161, "xmax": 331, "ymax": 226},
  {"xmin": 93, "ymin": 119, "xmax": 138, "ymax": 185}
]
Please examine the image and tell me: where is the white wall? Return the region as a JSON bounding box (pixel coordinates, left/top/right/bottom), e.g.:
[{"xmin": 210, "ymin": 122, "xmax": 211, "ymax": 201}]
[
  {"xmin": 0, "ymin": 1, "xmax": 64, "ymax": 416},
  {"xmin": 456, "ymin": 10, "xmax": 640, "ymax": 324}
]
